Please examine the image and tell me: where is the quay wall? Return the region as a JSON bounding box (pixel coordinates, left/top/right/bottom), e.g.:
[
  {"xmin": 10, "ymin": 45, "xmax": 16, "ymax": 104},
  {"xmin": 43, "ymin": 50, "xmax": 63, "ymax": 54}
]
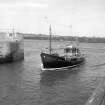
[
  {"xmin": 0, "ymin": 32, "xmax": 24, "ymax": 62},
  {"xmin": 85, "ymin": 78, "xmax": 105, "ymax": 105}
]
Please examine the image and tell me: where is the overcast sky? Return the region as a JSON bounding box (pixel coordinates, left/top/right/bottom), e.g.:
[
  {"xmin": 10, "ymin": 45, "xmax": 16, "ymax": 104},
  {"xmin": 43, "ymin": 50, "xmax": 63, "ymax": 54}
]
[{"xmin": 0, "ymin": 0, "xmax": 105, "ymax": 37}]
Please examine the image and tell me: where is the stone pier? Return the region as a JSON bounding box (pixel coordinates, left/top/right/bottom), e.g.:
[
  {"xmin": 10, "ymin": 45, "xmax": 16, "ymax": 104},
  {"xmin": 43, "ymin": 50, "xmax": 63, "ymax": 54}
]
[{"xmin": 85, "ymin": 78, "xmax": 105, "ymax": 105}]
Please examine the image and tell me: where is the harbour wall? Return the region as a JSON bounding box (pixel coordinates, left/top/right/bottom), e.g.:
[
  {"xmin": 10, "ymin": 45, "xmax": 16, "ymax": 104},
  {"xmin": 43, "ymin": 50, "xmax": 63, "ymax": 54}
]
[
  {"xmin": 0, "ymin": 32, "xmax": 24, "ymax": 62},
  {"xmin": 84, "ymin": 78, "xmax": 105, "ymax": 105}
]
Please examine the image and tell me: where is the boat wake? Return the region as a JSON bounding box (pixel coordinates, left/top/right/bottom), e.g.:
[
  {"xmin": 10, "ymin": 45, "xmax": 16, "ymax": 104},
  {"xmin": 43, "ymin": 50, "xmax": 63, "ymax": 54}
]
[{"xmin": 91, "ymin": 63, "xmax": 105, "ymax": 68}]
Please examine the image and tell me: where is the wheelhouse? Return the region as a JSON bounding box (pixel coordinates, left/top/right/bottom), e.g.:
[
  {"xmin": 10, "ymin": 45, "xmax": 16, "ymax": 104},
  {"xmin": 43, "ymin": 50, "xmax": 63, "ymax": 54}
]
[{"xmin": 64, "ymin": 46, "xmax": 80, "ymax": 56}]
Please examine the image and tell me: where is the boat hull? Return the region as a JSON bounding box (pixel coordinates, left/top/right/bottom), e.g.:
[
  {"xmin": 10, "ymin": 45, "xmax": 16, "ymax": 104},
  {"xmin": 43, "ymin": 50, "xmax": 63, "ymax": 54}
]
[{"xmin": 40, "ymin": 53, "xmax": 85, "ymax": 70}]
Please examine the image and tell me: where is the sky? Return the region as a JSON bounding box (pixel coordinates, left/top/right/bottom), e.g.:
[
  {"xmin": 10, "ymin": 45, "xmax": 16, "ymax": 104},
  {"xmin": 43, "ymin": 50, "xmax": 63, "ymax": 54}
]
[{"xmin": 0, "ymin": 0, "xmax": 105, "ymax": 37}]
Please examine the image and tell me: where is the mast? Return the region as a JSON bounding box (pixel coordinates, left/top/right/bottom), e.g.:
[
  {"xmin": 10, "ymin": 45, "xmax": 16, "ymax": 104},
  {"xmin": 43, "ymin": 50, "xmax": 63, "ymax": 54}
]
[
  {"xmin": 49, "ymin": 25, "xmax": 52, "ymax": 54},
  {"xmin": 12, "ymin": 27, "xmax": 15, "ymax": 35},
  {"xmin": 75, "ymin": 37, "xmax": 79, "ymax": 47},
  {"xmin": 12, "ymin": 27, "xmax": 15, "ymax": 40}
]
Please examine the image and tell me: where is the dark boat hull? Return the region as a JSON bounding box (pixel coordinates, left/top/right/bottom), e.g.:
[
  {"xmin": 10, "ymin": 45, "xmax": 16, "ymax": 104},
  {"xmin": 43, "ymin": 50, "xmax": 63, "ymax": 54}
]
[{"xmin": 40, "ymin": 53, "xmax": 85, "ymax": 70}]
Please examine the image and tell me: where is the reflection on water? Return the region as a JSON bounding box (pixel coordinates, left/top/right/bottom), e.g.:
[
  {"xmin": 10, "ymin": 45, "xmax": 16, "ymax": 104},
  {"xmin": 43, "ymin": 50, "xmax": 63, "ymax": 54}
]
[
  {"xmin": 40, "ymin": 66, "xmax": 82, "ymax": 87},
  {"xmin": 0, "ymin": 61, "xmax": 24, "ymax": 105},
  {"xmin": 39, "ymin": 64, "xmax": 91, "ymax": 105}
]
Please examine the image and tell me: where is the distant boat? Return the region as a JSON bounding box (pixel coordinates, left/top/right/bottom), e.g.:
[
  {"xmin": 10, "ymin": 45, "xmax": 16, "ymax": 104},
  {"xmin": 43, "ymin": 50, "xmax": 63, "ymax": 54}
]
[{"xmin": 40, "ymin": 25, "xmax": 85, "ymax": 71}]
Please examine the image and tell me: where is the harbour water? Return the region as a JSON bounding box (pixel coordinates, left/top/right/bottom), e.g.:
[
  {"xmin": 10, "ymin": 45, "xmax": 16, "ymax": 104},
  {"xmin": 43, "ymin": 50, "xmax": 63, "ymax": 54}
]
[{"xmin": 0, "ymin": 39, "xmax": 105, "ymax": 105}]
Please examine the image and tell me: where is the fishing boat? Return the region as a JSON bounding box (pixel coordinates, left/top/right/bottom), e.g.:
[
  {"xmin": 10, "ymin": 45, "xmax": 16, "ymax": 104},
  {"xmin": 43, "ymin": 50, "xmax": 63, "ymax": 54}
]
[{"xmin": 40, "ymin": 25, "xmax": 85, "ymax": 71}]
